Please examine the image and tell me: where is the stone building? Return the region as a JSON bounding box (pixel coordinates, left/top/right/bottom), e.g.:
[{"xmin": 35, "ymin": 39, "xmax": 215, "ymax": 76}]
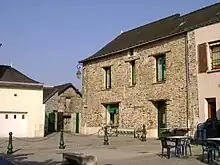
[
  {"xmin": 79, "ymin": 3, "xmax": 220, "ymax": 137},
  {"xmin": 43, "ymin": 83, "xmax": 82, "ymax": 134}
]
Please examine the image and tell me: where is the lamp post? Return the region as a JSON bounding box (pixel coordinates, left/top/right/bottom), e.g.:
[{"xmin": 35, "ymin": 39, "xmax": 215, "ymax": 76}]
[
  {"xmin": 141, "ymin": 124, "xmax": 147, "ymax": 142},
  {"xmin": 76, "ymin": 63, "xmax": 82, "ymax": 79},
  {"xmin": 103, "ymin": 126, "xmax": 109, "ymax": 145},
  {"xmin": 7, "ymin": 132, "xmax": 13, "ymax": 154},
  {"xmin": 58, "ymin": 112, "xmax": 66, "ymax": 149}
]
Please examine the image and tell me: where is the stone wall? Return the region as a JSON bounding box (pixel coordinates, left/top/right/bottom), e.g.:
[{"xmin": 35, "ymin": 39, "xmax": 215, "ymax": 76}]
[
  {"xmin": 45, "ymin": 87, "xmax": 82, "ymax": 133},
  {"xmin": 44, "ymin": 93, "xmax": 59, "ymax": 133},
  {"xmin": 81, "ymin": 34, "xmax": 197, "ymax": 137},
  {"xmin": 58, "ymin": 88, "xmax": 82, "ymax": 113},
  {"xmin": 58, "ymin": 87, "xmax": 82, "ymax": 132},
  {"xmin": 187, "ymin": 31, "xmax": 199, "ymax": 135}
]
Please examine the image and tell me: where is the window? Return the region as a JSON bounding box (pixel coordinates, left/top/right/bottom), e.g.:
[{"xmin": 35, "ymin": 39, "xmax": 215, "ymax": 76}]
[
  {"xmin": 156, "ymin": 55, "xmax": 166, "ymax": 82},
  {"xmin": 104, "ymin": 67, "xmax": 111, "ymax": 89},
  {"xmin": 5, "ymin": 114, "xmax": 8, "ymax": 119},
  {"xmin": 22, "ymin": 114, "xmax": 25, "ymax": 119},
  {"xmin": 211, "ymin": 44, "xmax": 220, "ymax": 69},
  {"xmin": 65, "ymin": 97, "xmax": 71, "ymax": 111},
  {"xmin": 14, "ymin": 115, "xmax": 16, "ymax": 119},
  {"xmin": 130, "ymin": 61, "xmax": 136, "ymax": 85},
  {"xmin": 128, "ymin": 49, "xmax": 134, "ymax": 56}
]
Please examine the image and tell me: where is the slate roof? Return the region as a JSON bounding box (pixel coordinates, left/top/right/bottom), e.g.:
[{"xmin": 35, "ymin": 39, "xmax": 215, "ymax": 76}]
[
  {"xmin": 0, "ymin": 65, "xmax": 40, "ymax": 84},
  {"xmin": 80, "ymin": 2, "xmax": 220, "ymax": 63},
  {"xmin": 43, "ymin": 83, "xmax": 82, "ymax": 103}
]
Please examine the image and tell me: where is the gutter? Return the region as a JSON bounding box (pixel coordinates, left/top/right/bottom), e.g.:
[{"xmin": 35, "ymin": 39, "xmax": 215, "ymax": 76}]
[
  {"xmin": 0, "ymin": 81, "xmax": 44, "ymax": 87},
  {"xmin": 184, "ymin": 34, "xmax": 190, "ymax": 132}
]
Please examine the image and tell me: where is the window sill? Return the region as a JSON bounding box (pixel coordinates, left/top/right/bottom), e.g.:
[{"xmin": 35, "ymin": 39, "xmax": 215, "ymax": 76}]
[
  {"xmin": 152, "ymin": 81, "xmax": 166, "ymax": 85},
  {"xmin": 101, "ymin": 88, "xmax": 111, "ymax": 91},
  {"xmin": 207, "ymin": 69, "xmax": 220, "ymax": 73},
  {"xmin": 128, "ymin": 84, "xmax": 136, "ymax": 88}
]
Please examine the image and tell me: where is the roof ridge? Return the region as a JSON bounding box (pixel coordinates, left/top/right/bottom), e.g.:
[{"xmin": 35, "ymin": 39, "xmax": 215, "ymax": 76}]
[
  {"xmin": 11, "ymin": 67, "xmax": 41, "ymax": 84},
  {"xmin": 0, "ymin": 65, "xmax": 10, "ymax": 67},
  {"xmin": 180, "ymin": 2, "xmax": 220, "ymax": 18},
  {"xmin": 54, "ymin": 82, "xmax": 72, "ymax": 88},
  {"xmin": 80, "ymin": 2, "xmax": 220, "ymax": 63},
  {"xmin": 122, "ymin": 14, "xmax": 180, "ymax": 34}
]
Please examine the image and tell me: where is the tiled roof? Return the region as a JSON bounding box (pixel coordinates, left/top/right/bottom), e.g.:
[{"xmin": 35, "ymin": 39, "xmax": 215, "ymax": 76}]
[
  {"xmin": 43, "ymin": 83, "xmax": 82, "ymax": 103},
  {"xmin": 0, "ymin": 65, "xmax": 40, "ymax": 84},
  {"xmin": 80, "ymin": 2, "xmax": 220, "ymax": 63}
]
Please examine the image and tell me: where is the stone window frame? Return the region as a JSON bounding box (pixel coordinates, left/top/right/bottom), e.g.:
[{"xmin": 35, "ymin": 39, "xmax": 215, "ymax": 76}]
[
  {"xmin": 103, "ymin": 66, "xmax": 112, "ymax": 89},
  {"xmin": 130, "ymin": 60, "xmax": 136, "ymax": 86},
  {"xmin": 127, "ymin": 48, "xmax": 136, "ymax": 57},
  {"xmin": 155, "ymin": 54, "xmax": 166, "ymax": 83},
  {"xmin": 149, "ymin": 50, "xmax": 169, "ymax": 84}
]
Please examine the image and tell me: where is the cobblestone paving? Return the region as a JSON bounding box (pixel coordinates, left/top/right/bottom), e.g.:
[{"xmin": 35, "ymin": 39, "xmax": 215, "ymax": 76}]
[{"xmin": 0, "ymin": 133, "xmax": 214, "ymax": 165}]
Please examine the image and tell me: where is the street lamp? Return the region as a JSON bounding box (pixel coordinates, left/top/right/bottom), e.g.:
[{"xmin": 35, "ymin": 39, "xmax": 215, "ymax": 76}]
[{"xmin": 76, "ymin": 63, "xmax": 83, "ymax": 79}]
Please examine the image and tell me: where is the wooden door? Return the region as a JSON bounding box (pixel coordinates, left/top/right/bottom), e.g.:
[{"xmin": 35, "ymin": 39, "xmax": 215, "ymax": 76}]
[{"xmin": 207, "ymin": 98, "xmax": 216, "ymax": 119}]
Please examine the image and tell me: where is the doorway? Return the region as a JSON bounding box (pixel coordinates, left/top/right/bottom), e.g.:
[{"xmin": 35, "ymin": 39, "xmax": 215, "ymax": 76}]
[
  {"xmin": 157, "ymin": 101, "xmax": 166, "ymax": 138},
  {"xmin": 106, "ymin": 104, "xmax": 119, "ymax": 126},
  {"xmin": 206, "ymin": 98, "xmax": 216, "ymax": 119},
  {"xmin": 75, "ymin": 112, "xmax": 80, "ymax": 133},
  {"xmin": 48, "ymin": 112, "xmax": 55, "ymax": 133}
]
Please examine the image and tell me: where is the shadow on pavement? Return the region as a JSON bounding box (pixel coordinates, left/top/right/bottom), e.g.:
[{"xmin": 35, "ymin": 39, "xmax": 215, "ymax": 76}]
[
  {"xmin": 194, "ymin": 154, "xmax": 220, "ymax": 165},
  {"xmin": 0, "ymin": 152, "xmax": 62, "ymax": 165}
]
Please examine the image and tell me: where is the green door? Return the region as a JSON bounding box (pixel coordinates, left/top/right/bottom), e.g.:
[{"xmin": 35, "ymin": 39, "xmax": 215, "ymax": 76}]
[
  {"xmin": 107, "ymin": 104, "xmax": 119, "ymax": 125},
  {"xmin": 76, "ymin": 112, "xmax": 79, "ymax": 133},
  {"xmin": 48, "ymin": 112, "xmax": 55, "ymax": 133},
  {"xmin": 157, "ymin": 102, "xmax": 166, "ymax": 138}
]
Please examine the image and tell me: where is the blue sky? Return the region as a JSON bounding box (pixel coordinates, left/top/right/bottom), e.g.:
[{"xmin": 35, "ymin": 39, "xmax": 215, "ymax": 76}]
[{"xmin": 0, "ymin": 0, "xmax": 219, "ymax": 89}]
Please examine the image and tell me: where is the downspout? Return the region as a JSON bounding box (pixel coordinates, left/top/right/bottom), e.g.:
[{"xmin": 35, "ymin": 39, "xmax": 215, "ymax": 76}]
[{"xmin": 185, "ymin": 34, "xmax": 190, "ymax": 132}]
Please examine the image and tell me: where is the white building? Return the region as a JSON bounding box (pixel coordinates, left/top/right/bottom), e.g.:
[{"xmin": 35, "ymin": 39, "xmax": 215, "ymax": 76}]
[{"xmin": 0, "ymin": 65, "xmax": 45, "ymax": 137}]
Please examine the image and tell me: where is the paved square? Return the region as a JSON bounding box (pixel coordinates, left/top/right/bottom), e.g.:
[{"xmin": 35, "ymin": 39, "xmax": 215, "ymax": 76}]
[{"xmin": 0, "ymin": 133, "xmax": 210, "ymax": 165}]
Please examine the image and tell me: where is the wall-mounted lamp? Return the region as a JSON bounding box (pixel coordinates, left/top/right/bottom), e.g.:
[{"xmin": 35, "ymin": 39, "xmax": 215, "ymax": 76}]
[{"xmin": 76, "ymin": 63, "xmax": 83, "ymax": 79}]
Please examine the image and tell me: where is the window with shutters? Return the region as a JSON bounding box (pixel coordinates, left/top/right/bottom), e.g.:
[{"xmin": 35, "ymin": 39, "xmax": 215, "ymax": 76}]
[
  {"xmin": 198, "ymin": 43, "xmax": 208, "ymax": 73},
  {"xmin": 210, "ymin": 43, "xmax": 220, "ymax": 70},
  {"xmin": 156, "ymin": 55, "xmax": 166, "ymax": 82},
  {"xmin": 104, "ymin": 67, "xmax": 111, "ymax": 89}
]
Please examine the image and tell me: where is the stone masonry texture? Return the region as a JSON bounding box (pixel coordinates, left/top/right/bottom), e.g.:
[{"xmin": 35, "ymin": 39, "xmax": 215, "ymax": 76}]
[
  {"xmin": 45, "ymin": 87, "xmax": 82, "ymax": 133},
  {"xmin": 187, "ymin": 31, "xmax": 199, "ymax": 134},
  {"xmin": 81, "ymin": 34, "xmax": 199, "ymax": 135}
]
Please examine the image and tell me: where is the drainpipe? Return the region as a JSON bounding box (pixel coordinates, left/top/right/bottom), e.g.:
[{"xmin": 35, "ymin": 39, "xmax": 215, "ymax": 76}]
[{"xmin": 185, "ymin": 34, "xmax": 190, "ymax": 133}]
